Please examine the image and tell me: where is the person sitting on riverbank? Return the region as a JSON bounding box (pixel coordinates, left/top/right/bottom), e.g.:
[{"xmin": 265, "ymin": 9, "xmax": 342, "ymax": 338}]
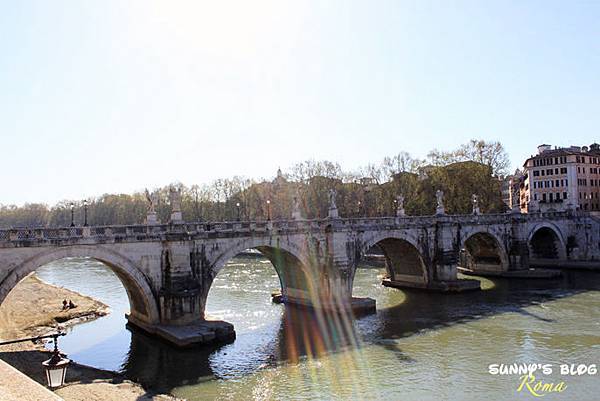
[
  {"xmin": 68, "ymin": 300, "xmax": 77, "ymax": 309},
  {"xmin": 62, "ymin": 299, "xmax": 68, "ymax": 310}
]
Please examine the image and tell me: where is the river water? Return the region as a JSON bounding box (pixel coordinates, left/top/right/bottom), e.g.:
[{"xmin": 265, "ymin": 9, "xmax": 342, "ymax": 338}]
[{"xmin": 36, "ymin": 257, "xmax": 600, "ymax": 400}]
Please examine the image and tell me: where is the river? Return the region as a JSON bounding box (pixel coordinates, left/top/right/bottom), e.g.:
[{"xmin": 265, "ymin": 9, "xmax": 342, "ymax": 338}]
[{"xmin": 36, "ymin": 257, "xmax": 600, "ymax": 400}]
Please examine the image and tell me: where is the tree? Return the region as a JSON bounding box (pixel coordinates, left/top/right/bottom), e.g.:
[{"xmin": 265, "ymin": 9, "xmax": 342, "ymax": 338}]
[
  {"xmin": 0, "ymin": 140, "xmax": 509, "ymax": 227},
  {"xmin": 428, "ymin": 139, "xmax": 509, "ymax": 176}
]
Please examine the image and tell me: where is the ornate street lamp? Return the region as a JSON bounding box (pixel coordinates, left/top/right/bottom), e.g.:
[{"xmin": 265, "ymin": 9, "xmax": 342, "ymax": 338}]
[
  {"xmin": 70, "ymin": 203, "xmax": 75, "ymax": 227},
  {"xmin": 83, "ymin": 200, "xmax": 88, "ymax": 227},
  {"xmin": 0, "ymin": 332, "xmax": 69, "ymax": 389},
  {"xmin": 236, "ymin": 202, "xmax": 241, "ymax": 221},
  {"xmin": 42, "ymin": 334, "xmax": 70, "ymax": 388},
  {"xmin": 266, "ymin": 199, "xmax": 271, "ymax": 221}
]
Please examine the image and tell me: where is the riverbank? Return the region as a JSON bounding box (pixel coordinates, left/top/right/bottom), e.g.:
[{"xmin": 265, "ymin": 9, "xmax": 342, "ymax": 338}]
[{"xmin": 0, "ymin": 274, "xmax": 182, "ymax": 401}]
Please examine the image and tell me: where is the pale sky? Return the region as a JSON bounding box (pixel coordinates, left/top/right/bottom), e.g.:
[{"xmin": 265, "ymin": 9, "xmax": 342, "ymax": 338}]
[{"xmin": 1, "ymin": 1, "xmax": 599, "ymax": 205}]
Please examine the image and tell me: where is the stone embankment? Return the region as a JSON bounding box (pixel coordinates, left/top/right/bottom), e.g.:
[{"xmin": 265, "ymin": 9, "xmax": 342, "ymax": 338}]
[{"xmin": 0, "ymin": 274, "xmax": 182, "ymax": 401}]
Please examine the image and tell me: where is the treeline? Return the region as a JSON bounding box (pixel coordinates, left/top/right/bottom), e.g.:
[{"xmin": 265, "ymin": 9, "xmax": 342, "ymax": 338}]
[{"xmin": 0, "ymin": 140, "xmax": 509, "ymax": 228}]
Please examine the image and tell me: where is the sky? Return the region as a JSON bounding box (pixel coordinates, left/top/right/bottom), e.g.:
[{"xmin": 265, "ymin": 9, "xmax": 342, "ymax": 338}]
[{"xmin": 1, "ymin": 1, "xmax": 599, "ymax": 206}]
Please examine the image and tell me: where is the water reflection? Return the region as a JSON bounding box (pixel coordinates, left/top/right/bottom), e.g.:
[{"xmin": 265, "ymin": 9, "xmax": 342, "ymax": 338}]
[
  {"xmin": 35, "ymin": 257, "xmax": 600, "ymax": 400},
  {"xmin": 119, "ymin": 270, "xmax": 600, "ymax": 395}
]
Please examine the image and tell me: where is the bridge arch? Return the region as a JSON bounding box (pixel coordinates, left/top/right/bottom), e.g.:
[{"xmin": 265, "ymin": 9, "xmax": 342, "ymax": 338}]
[
  {"xmin": 354, "ymin": 231, "xmax": 429, "ymax": 288},
  {"xmin": 0, "ymin": 245, "xmax": 159, "ymax": 325},
  {"xmin": 460, "ymin": 229, "xmax": 509, "ymax": 272},
  {"xmin": 206, "ymin": 238, "xmax": 315, "ymax": 309},
  {"xmin": 528, "ymin": 223, "xmax": 567, "ymax": 260}
]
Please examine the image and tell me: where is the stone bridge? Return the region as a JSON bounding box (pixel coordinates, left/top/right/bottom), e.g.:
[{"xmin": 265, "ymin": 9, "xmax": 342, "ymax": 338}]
[{"xmin": 0, "ymin": 210, "xmax": 597, "ymax": 345}]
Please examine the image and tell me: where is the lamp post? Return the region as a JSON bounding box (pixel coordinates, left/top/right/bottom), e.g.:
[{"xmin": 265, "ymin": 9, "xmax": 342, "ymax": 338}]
[
  {"xmin": 42, "ymin": 334, "xmax": 70, "ymax": 388},
  {"xmin": 357, "ymin": 201, "xmax": 362, "ymax": 218},
  {"xmin": 83, "ymin": 200, "xmax": 88, "ymax": 227},
  {"xmin": 236, "ymin": 202, "xmax": 241, "ymax": 221},
  {"xmin": 0, "ymin": 332, "xmax": 69, "ymax": 389},
  {"xmin": 70, "ymin": 203, "xmax": 75, "ymax": 227},
  {"xmin": 266, "ymin": 199, "xmax": 271, "ymax": 221},
  {"xmin": 393, "ymin": 198, "xmax": 397, "ymax": 217}
]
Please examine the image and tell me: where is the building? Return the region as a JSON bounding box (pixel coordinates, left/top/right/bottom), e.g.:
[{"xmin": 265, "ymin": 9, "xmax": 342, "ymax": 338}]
[{"xmin": 521, "ymin": 143, "xmax": 600, "ymax": 212}]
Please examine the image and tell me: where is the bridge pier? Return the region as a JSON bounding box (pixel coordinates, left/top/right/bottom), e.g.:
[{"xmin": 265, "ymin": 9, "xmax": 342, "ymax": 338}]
[
  {"xmin": 124, "ymin": 284, "xmax": 236, "ymax": 347},
  {"xmin": 381, "ymin": 259, "xmax": 481, "ymax": 293}
]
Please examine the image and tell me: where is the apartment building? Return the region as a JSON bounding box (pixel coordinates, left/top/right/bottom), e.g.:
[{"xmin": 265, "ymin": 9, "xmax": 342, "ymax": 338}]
[{"xmin": 521, "ymin": 143, "xmax": 600, "ymax": 212}]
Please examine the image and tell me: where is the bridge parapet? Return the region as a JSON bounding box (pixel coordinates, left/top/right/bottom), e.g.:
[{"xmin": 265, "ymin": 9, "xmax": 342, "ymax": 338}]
[{"xmin": 0, "ymin": 210, "xmax": 586, "ymax": 248}]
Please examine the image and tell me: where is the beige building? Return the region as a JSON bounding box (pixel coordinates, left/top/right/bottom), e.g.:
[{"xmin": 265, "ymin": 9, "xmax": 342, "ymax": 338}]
[{"xmin": 521, "ymin": 143, "xmax": 600, "ymax": 212}]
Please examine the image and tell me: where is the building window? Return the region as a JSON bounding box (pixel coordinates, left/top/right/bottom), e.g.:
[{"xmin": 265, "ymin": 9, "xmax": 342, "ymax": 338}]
[
  {"xmin": 561, "ymin": 167, "xmax": 567, "ymax": 174},
  {"xmin": 556, "ymin": 179, "xmax": 560, "ymax": 187},
  {"xmin": 533, "ymin": 170, "xmax": 540, "ymax": 177},
  {"xmin": 564, "ymin": 192, "xmax": 568, "ymax": 199},
  {"xmin": 556, "ymin": 192, "xmax": 561, "ymax": 200}
]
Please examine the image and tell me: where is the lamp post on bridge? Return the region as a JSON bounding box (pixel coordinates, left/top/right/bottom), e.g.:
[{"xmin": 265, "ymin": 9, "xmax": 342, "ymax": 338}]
[
  {"xmin": 236, "ymin": 202, "xmax": 241, "ymax": 221},
  {"xmin": 266, "ymin": 199, "xmax": 271, "ymax": 221},
  {"xmin": 70, "ymin": 203, "xmax": 75, "ymax": 227},
  {"xmin": 83, "ymin": 200, "xmax": 89, "ymax": 227}
]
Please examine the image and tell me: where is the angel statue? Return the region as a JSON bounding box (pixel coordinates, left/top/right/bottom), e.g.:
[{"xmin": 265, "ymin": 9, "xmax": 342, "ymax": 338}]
[
  {"xmin": 169, "ymin": 186, "xmax": 182, "ymax": 212},
  {"xmin": 396, "ymin": 194, "xmax": 405, "ymax": 217},
  {"xmin": 472, "ymin": 194, "xmax": 481, "ymax": 215},
  {"xmin": 145, "ymin": 189, "xmax": 159, "ymax": 213},
  {"xmin": 328, "ymin": 188, "xmax": 337, "ymax": 210},
  {"xmin": 435, "ymin": 189, "xmax": 445, "ymax": 215}
]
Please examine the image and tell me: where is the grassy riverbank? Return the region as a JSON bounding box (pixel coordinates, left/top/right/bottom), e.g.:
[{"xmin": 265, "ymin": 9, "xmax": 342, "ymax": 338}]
[{"xmin": 0, "ymin": 274, "xmax": 182, "ymax": 401}]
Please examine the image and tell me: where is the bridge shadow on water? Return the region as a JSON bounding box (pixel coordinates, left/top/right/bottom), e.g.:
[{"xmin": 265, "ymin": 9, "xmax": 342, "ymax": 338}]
[
  {"xmin": 117, "ymin": 269, "xmax": 600, "ymax": 395},
  {"xmin": 368, "ymin": 270, "xmax": 600, "ymax": 341}
]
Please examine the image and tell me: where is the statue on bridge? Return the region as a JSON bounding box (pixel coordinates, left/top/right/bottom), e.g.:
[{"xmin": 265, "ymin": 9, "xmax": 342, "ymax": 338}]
[
  {"xmin": 472, "ymin": 194, "xmax": 480, "ymax": 215},
  {"xmin": 169, "ymin": 186, "xmax": 183, "ymax": 223},
  {"xmin": 328, "ymin": 188, "xmax": 339, "ymax": 219},
  {"xmin": 291, "ymin": 194, "xmax": 303, "ymax": 220},
  {"xmin": 145, "ymin": 189, "xmax": 159, "ymax": 225},
  {"xmin": 396, "ymin": 194, "xmax": 406, "ymax": 217},
  {"xmin": 436, "ymin": 190, "xmax": 445, "ymax": 215}
]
